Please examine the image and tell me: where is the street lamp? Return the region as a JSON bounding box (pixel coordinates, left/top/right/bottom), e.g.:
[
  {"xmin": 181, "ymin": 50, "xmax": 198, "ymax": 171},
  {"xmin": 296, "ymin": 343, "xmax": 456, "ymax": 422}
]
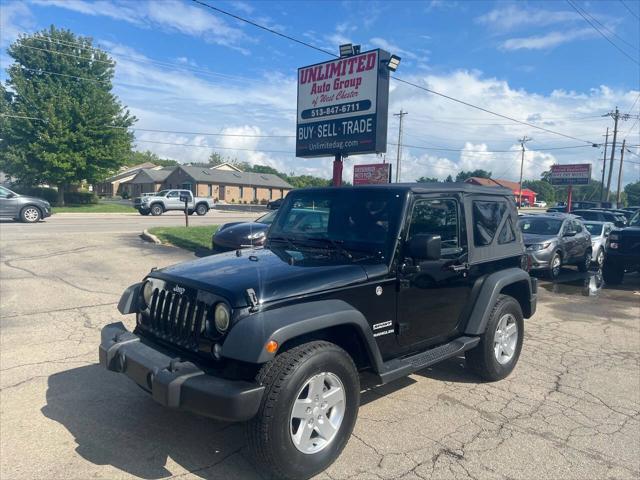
[
  {"xmin": 386, "ymin": 54, "xmax": 401, "ymax": 72},
  {"xmin": 340, "ymin": 43, "xmax": 354, "ymax": 57}
]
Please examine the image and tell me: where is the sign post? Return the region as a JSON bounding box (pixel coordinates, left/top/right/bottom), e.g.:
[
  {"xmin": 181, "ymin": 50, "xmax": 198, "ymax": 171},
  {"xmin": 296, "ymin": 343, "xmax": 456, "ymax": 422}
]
[
  {"xmin": 549, "ymin": 164, "xmax": 592, "ymax": 213},
  {"xmin": 296, "ymin": 48, "xmax": 393, "ymax": 186}
]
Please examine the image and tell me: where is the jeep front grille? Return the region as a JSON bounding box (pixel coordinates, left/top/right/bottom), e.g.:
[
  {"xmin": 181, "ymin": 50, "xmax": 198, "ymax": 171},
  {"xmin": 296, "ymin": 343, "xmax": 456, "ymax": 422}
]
[{"xmin": 142, "ymin": 287, "xmax": 210, "ymax": 350}]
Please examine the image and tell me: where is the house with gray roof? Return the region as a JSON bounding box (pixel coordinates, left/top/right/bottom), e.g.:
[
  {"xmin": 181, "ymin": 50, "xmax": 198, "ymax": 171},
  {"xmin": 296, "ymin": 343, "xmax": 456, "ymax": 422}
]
[
  {"xmin": 94, "ymin": 162, "xmax": 160, "ymax": 197},
  {"xmin": 128, "ymin": 167, "xmax": 176, "ymax": 197},
  {"xmin": 162, "ymin": 165, "xmax": 293, "ymax": 203}
]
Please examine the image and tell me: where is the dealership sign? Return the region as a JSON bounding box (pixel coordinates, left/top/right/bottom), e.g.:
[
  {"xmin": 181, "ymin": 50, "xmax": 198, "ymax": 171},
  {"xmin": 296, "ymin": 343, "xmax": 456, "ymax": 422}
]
[
  {"xmin": 353, "ymin": 163, "xmax": 392, "ymax": 185},
  {"xmin": 296, "ymin": 49, "xmax": 391, "ymax": 158},
  {"xmin": 549, "ymin": 164, "xmax": 592, "ymax": 186}
]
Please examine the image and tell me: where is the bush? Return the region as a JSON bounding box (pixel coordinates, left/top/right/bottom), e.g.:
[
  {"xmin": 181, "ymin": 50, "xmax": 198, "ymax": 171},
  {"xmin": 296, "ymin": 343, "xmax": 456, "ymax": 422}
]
[
  {"xmin": 260, "ymin": 199, "xmax": 268, "ymax": 205},
  {"xmin": 64, "ymin": 191, "xmax": 98, "ymax": 205},
  {"xmin": 121, "ymin": 191, "xmax": 130, "ymax": 199},
  {"xmin": 14, "ymin": 186, "xmax": 58, "ymax": 204}
]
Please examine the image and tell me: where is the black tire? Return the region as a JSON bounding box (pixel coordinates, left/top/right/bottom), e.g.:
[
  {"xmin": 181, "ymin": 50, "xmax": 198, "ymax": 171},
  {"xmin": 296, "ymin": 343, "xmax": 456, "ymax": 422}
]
[
  {"xmin": 577, "ymin": 249, "xmax": 592, "ymax": 273},
  {"xmin": 246, "ymin": 341, "xmax": 359, "ymax": 480},
  {"xmin": 20, "ymin": 205, "xmax": 41, "ymax": 223},
  {"xmin": 548, "ymin": 251, "xmax": 562, "ymax": 280},
  {"xmin": 602, "ymin": 261, "xmax": 624, "ymax": 285},
  {"xmin": 196, "ymin": 204, "xmax": 208, "ymax": 216},
  {"xmin": 150, "ymin": 204, "xmax": 163, "ymax": 216},
  {"xmin": 465, "ymin": 294, "xmax": 524, "ymax": 382},
  {"xmin": 138, "ymin": 210, "xmax": 150, "ymax": 216}
]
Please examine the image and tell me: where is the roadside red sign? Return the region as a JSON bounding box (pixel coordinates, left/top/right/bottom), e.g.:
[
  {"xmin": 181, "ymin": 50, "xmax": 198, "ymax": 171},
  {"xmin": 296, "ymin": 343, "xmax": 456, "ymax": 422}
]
[
  {"xmin": 549, "ymin": 164, "xmax": 592, "ymax": 185},
  {"xmin": 353, "ymin": 163, "xmax": 391, "ymax": 185}
]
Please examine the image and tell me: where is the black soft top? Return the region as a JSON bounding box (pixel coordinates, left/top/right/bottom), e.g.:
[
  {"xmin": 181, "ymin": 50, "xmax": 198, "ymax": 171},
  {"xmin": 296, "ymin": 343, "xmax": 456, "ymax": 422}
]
[{"xmin": 297, "ymin": 182, "xmax": 513, "ymax": 196}]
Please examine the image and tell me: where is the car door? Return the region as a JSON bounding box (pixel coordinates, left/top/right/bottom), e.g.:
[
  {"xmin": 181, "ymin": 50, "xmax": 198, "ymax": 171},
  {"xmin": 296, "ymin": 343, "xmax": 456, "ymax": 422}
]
[
  {"xmin": 0, "ymin": 186, "xmax": 19, "ymax": 217},
  {"xmin": 560, "ymin": 219, "xmax": 578, "ymax": 261},
  {"xmin": 397, "ymin": 194, "xmax": 473, "ymax": 348},
  {"xmin": 165, "ymin": 190, "xmax": 181, "ymax": 209},
  {"xmin": 573, "ymin": 220, "xmax": 589, "ymax": 257}
]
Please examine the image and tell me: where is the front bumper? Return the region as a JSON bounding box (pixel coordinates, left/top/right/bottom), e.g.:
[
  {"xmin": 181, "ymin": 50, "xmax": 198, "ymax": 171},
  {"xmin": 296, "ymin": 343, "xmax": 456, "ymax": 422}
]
[
  {"xmin": 605, "ymin": 251, "xmax": 640, "ymax": 270},
  {"xmin": 99, "ymin": 322, "xmax": 264, "ymax": 422},
  {"xmin": 526, "ymin": 248, "xmax": 554, "ymax": 270}
]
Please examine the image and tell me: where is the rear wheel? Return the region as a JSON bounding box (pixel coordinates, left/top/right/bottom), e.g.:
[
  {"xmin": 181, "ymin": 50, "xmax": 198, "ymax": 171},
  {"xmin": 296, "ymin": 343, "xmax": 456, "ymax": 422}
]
[
  {"xmin": 465, "ymin": 294, "xmax": 524, "ymax": 381},
  {"xmin": 20, "ymin": 206, "xmax": 41, "ymax": 223},
  {"xmin": 246, "ymin": 341, "xmax": 359, "ymax": 480},
  {"xmin": 150, "ymin": 204, "xmax": 163, "ymax": 216},
  {"xmin": 196, "ymin": 204, "xmax": 208, "ymax": 216},
  {"xmin": 577, "ymin": 249, "xmax": 592, "ymax": 272}
]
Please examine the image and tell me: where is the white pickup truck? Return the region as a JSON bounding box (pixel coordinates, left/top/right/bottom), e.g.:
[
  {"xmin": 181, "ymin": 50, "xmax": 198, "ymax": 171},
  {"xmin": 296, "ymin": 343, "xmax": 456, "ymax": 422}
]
[{"xmin": 134, "ymin": 189, "xmax": 215, "ymax": 216}]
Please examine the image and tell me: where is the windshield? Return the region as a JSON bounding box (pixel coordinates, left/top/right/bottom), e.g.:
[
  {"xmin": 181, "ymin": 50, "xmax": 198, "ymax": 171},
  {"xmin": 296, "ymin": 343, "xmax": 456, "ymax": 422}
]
[
  {"xmin": 518, "ymin": 217, "xmax": 563, "ymax": 235},
  {"xmin": 630, "ymin": 211, "xmax": 640, "ymax": 227},
  {"xmin": 268, "ymin": 189, "xmax": 404, "ymax": 261},
  {"xmin": 583, "ymin": 223, "xmax": 603, "ymax": 236},
  {"xmin": 256, "ymin": 210, "xmax": 277, "ymax": 225},
  {"xmin": 155, "ymin": 190, "xmax": 169, "ymax": 197}
]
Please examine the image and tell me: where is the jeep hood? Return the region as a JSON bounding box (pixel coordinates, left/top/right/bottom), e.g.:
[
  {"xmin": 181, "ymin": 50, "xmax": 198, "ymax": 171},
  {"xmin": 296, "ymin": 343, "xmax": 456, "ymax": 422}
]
[{"xmin": 152, "ymin": 247, "xmax": 373, "ymax": 307}]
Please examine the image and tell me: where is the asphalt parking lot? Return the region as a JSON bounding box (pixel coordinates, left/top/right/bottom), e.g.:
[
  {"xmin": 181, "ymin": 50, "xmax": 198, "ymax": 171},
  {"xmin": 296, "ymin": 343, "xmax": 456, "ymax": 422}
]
[{"xmin": 1, "ymin": 215, "xmax": 638, "ymax": 480}]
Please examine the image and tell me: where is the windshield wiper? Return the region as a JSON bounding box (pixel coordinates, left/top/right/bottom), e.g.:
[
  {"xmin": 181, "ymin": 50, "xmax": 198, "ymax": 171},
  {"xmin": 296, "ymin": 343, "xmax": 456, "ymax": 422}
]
[
  {"xmin": 268, "ymin": 235, "xmax": 300, "ymax": 251},
  {"xmin": 305, "ymin": 237, "xmax": 354, "ymax": 260}
]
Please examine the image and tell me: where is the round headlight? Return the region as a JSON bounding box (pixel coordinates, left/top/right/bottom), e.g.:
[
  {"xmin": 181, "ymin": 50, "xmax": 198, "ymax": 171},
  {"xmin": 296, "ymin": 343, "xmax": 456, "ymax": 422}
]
[
  {"xmin": 141, "ymin": 281, "xmax": 154, "ymax": 308},
  {"xmin": 214, "ymin": 303, "xmax": 230, "ymax": 333}
]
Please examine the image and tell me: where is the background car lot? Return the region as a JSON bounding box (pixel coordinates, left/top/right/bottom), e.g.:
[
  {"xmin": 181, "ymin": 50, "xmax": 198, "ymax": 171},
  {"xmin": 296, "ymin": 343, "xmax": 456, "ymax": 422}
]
[{"xmin": 1, "ymin": 215, "xmax": 638, "ymax": 480}]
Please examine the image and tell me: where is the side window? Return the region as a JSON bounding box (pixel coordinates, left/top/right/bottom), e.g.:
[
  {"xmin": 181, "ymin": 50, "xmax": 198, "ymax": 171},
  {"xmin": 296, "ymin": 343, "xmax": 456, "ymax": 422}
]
[
  {"xmin": 409, "ymin": 198, "xmax": 461, "ymax": 254},
  {"xmin": 167, "ymin": 191, "xmax": 179, "ymax": 198},
  {"xmin": 473, "ymin": 201, "xmax": 507, "ymax": 246},
  {"xmin": 0, "ymin": 186, "xmax": 10, "ymax": 198},
  {"xmin": 498, "ymin": 217, "xmax": 516, "ymax": 244},
  {"xmin": 573, "ymin": 220, "xmax": 583, "ymax": 233},
  {"xmin": 562, "ymin": 221, "xmax": 575, "ymax": 235}
]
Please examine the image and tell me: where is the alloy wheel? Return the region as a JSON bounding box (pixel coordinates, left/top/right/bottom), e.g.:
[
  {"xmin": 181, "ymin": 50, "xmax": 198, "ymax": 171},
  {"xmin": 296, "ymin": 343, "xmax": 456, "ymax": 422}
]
[
  {"xmin": 23, "ymin": 207, "xmax": 40, "ymax": 222},
  {"xmin": 493, "ymin": 313, "xmax": 518, "ymax": 365},
  {"xmin": 290, "ymin": 372, "xmax": 346, "ymax": 455},
  {"xmin": 551, "ymin": 254, "xmax": 561, "ymax": 278}
]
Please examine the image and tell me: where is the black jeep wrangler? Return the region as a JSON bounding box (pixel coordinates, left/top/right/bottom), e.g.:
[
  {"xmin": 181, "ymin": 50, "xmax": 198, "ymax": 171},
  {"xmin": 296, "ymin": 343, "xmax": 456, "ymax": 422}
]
[
  {"xmin": 99, "ymin": 184, "xmax": 536, "ymax": 479},
  {"xmin": 602, "ymin": 210, "xmax": 640, "ymax": 285}
]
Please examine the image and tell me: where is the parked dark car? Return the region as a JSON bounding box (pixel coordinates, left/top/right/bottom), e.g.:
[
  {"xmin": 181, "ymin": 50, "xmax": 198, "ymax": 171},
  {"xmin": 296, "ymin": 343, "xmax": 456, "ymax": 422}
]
[
  {"xmin": 602, "ymin": 210, "xmax": 640, "ymax": 285},
  {"xmin": 572, "ymin": 209, "xmax": 627, "ymax": 228},
  {"xmin": 518, "ymin": 214, "xmax": 592, "ymax": 279},
  {"xmin": 100, "ymin": 183, "xmax": 536, "ymax": 479},
  {"xmin": 212, "ymin": 210, "xmax": 277, "ymax": 251},
  {"xmin": 266, "ymin": 197, "xmax": 283, "ymax": 210},
  {"xmin": 0, "ymin": 185, "xmax": 52, "ymax": 223}
]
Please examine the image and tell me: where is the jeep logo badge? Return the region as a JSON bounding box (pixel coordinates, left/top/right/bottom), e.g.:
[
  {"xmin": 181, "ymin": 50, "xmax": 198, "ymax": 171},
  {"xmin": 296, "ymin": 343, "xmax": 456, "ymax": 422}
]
[{"xmin": 173, "ymin": 285, "xmax": 185, "ymax": 295}]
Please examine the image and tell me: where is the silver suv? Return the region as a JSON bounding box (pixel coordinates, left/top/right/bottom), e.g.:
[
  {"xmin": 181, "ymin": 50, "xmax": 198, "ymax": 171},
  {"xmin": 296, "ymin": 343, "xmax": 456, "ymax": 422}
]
[{"xmin": 518, "ymin": 214, "xmax": 592, "ymax": 279}]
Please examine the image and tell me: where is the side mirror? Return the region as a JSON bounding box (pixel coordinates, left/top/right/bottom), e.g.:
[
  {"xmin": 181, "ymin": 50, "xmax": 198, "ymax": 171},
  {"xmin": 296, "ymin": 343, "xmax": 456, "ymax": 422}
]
[
  {"xmin": 6, "ymin": 192, "xmax": 15, "ymax": 199},
  {"xmin": 408, "ymin": 234, "xmax": 441, "ymax": 261},
  {"xmin": 563, "ymin": 230, "xmax": 576, "ymax": 237}
]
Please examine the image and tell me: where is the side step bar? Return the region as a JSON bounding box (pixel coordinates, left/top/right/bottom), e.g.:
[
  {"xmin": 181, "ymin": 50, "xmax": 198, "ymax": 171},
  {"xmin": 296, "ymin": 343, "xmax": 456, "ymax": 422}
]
[{"xmin": 375, "ymin": 336, "xmax": 480, "ymax": 385}]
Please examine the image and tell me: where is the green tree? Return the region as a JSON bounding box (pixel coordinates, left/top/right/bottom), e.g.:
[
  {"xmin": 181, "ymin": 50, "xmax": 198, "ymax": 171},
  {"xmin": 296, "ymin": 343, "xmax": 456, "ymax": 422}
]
[
  {"xmin": 445, "ymin": 175, "xmax": 454, "ymax": 183},
  {"xmin": 416, "ymin": 176, "xmax": 440, "ymax": 183},
  {"xmin": 0, "ymin": 27, "xmax": 135, "ymax": 205},
  {"xmin": 624, "ymin": 181, "xmax": 640, "ymax": 206},
  {"xmin": 455, "ymin": 169, "xmax": 492, "ymax": 182},
  {"xmin": 522, "ymin": 180, "xmax": 555, "ymax": 203},
  {"xmin": 127, "ymin": 150, "xmax": 178, "ymax": 168},
  {"xmin": 207, "ymin": 152, "xmax": 225, "ymax": 167}
]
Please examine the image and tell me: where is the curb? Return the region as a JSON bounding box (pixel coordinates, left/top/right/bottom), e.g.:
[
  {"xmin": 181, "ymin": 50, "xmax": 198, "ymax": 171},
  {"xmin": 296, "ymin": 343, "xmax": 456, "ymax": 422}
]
[{"xmin": 140, "ymin": 229, "xmax": 162, "ymax": 244}]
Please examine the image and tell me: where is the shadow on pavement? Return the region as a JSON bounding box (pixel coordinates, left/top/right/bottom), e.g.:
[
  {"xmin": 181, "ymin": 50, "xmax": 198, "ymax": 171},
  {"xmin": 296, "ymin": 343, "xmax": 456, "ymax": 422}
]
[{"xmin": 42, "ymin": 365, "xmax": 262, "ymax": 480}]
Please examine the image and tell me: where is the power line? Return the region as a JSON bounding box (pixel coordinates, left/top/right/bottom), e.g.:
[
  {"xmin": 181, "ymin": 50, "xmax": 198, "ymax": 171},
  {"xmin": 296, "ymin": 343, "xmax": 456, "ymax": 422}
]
[
  {"xmin": 568, "ymin": 2, "xmax": 639, "ymax": 51},
  {"xmin": 190, "ymin": 0, "xmax": 338, "ymax": 58},
  {"xmin": 190, "ymin": 0, "xmax": 599, "ymax": 146},
  {"xmin": 0, "ymin": 113, "xmax": 45, "ymax": 121},
  {"xmin": 566, "ymin": 0, "xmax": 640, "ymax": 65},
  {"xmin": 134, "ymin": 139, "xmax": 294, "ymax": 154},
  {"xmin": 619, "ymin": 0, "xmax": 640, "ymax": 20},
  {"xmin": 17, "ymin": 66, "xmax": 109, "ymax": 83},
  {"xmin": 114, "ymin": 126, "xmax": 294, "ymax": 138}
]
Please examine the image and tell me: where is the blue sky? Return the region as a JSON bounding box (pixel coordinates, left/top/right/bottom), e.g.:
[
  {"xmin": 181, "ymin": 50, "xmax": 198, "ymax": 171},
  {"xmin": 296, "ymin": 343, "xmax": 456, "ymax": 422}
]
[{"xmin": 2, "ymin": 0, "xmax": 639, "ymax": 184}]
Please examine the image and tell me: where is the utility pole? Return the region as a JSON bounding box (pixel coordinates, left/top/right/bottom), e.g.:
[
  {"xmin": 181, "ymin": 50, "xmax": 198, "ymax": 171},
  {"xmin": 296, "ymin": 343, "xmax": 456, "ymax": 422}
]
[
  {"xmin": 599, "ymin": 128, "xmax": 609, "ymax": 201},
  {"xmin": 517, "ymin": 136, "xmax": 532, "ymax": 208},
  {"xmin": 394, "ymin": 110, "xmax": 408, "ymax": 183},
  {"xmin": 604, "ymin": 107, "xmax": 630, "ymax": 201},
  {"xmin": 616, "ymin": 139, "xmax": 626, "ymax": 205}
]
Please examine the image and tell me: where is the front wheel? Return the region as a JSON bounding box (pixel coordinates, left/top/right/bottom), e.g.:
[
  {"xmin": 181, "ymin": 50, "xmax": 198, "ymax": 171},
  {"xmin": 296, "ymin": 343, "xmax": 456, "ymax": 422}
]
[
  {"xmin": 150, "ymin": 204, "xmax": 163, "ymax": 216},
  {"xmin": 465, "ymin": 294, "xmax": 524, "ymax": 381},
  {"xmin": 20, "ymin": 206, "xmax": 41, "ymax": 223},
  {"xmin": 602, "ymin": 261, "xmax": 624, "ymax": 285},
  {"xmin": 246, "ymin": 341, "xmax": 359, "ymax": 480},
  {"xmin": 548, "ymin": 251, "xmax": 562, "ymax": 280}
]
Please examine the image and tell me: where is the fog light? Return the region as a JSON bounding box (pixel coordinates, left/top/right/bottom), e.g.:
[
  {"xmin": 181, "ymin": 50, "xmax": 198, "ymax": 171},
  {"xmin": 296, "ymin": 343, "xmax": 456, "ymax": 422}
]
[{"xmin": 610, "ymin": 242, "xmax": 618, "ymax": 249}]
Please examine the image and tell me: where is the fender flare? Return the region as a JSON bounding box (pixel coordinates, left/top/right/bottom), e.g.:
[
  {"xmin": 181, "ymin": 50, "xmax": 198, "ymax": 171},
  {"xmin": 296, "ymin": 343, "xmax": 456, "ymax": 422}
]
[
  {"xmin": 464, "ymin": 268, "xmax": 534, "ymax": 335},
  {"xmin": 221, "ymin": 299, "xmax": 384, "ymax": 370},
  {"xmin": 195, "ymin": 202, "xmax": 209, "ymax": 211},
  {"xmin": 149, "ymin": 201, "xmax": 165, "ymax": 211}
]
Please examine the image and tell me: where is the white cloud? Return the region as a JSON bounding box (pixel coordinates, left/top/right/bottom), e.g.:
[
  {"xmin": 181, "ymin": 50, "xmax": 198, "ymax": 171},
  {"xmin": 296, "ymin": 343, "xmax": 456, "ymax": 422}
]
[
  {"xmin": 369, "ymin": 37, "xmax": 420, "ymax": 61},
  {"xmin": 476, "ymin": 5, "xmax": 578, "ymax": 31},
  {"xmin": 0, "ymin": 1, "xmax": 34, "ymax": 48},
  {"xmin": 30, "ymin": 0, "xmax": 252, "ymax": 53},
  {"xmin": 500, "ymin": 28, "xmax": 597, "ymax": 51}
]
